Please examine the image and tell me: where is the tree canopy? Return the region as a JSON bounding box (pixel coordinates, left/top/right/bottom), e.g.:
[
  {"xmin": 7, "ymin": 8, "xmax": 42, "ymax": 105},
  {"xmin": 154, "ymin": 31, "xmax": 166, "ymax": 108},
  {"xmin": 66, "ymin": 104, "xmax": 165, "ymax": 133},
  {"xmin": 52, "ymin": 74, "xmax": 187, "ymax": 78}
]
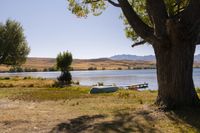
[
  {"xmin": 0, "ymin": 19, "xmax": 30, "ymax": 66},
  {"xmin": 56, "ymin": 51, "xmax": 73, "ymax": 72},
  {"xmin": 67, "ymin": 0, "xmax": 200, "ymax": 46}
]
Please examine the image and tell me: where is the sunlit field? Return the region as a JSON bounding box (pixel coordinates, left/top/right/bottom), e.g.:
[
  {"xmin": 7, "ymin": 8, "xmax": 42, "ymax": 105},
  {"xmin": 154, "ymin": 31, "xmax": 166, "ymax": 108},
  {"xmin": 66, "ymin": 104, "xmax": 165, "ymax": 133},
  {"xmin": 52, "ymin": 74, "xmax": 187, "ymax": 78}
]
[{"xmin": 0, "ymin": 77, "xmax": 199, "ymax": 133}]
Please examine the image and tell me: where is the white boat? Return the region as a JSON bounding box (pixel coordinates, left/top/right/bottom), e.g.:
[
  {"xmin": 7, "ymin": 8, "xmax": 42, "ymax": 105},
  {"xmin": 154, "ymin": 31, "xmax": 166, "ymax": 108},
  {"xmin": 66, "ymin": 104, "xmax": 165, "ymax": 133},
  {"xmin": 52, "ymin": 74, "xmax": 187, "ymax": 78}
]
[{"xmin": 90, "ymin": 86, "xmax": 119, "ymax": 94}]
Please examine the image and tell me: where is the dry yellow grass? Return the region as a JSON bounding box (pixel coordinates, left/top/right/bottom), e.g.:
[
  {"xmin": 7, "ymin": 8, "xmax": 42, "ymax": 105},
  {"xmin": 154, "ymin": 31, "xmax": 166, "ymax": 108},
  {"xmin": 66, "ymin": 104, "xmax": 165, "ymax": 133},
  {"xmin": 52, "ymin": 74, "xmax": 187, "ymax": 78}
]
[
  {"xmin": 0, "ymin": 65, "xmax": 11, "ymax": 72},
  {"xmin": 72, "ymin": 58, "xmax": 155, "ymax": 70},
  {"xmin": 0, "ymin": 57, "xmax": 156, "ymax": 71},
  {"xmin": 23, "ymin": 57, "xmax": 56, "ymax": 70}
]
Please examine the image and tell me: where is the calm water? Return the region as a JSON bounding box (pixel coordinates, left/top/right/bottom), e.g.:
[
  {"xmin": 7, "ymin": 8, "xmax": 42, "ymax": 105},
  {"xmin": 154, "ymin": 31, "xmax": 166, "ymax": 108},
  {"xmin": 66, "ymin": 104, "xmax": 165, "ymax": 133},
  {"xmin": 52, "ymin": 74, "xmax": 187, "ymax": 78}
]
[{"xmin": 1, "ymin": 69, "xmax": 200, "ymax": 90}]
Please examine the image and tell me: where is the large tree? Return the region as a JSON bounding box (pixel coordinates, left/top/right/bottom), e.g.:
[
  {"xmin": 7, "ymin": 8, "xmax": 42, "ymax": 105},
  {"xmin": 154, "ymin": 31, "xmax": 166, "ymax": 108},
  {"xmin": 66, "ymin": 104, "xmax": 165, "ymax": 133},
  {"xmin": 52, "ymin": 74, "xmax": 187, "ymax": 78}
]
[
  {"xmin": 0, "ymin": 19, "xmax": 30, "ymax": 66},
  {"xmin": 67, "ymin": 0, "xmax": 200, "ymax": 109}
]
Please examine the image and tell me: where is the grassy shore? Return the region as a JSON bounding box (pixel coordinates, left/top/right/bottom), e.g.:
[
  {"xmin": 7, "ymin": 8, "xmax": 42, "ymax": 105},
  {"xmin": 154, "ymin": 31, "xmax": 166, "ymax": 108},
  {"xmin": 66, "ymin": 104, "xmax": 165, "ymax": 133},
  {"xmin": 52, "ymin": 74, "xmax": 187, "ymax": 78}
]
[{"xmin": 0, "ymin": 77, "xmax": 200, "ymax": 133}]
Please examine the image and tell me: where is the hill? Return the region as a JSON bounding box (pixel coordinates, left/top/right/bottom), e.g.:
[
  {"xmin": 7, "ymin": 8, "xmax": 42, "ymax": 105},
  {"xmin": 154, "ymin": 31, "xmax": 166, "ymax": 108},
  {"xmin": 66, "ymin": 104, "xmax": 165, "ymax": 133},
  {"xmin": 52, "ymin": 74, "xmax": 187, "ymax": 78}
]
[
  {"xmin": 110, "ymin": 54, "xmax": 200, "ymax": 61},
  {"xmin": 110, "ymin": 54, "xmax": 155, "ymax": 61},
  {"xmin": 1, "ymin": 54, "xmax": 200, "ymax": 72},
  {"xmin": 72, "ymin": 58, "xmax": 155, "ymax": 70},
  {"xmin": 0, "ymin": 57, "xmax": 156, "ymax": 72}
]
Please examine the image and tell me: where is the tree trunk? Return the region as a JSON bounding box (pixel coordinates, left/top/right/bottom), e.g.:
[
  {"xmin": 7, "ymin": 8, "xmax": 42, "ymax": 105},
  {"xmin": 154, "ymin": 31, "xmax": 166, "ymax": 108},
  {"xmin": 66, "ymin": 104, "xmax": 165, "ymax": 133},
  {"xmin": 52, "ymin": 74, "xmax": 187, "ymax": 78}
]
[
  {"xmin": 154, "ymin": 39, "xmax": 200, "ymax": 109},
  {"xmin": 117, "ymin": 0, "xmax": 200, "ymax": 109}
]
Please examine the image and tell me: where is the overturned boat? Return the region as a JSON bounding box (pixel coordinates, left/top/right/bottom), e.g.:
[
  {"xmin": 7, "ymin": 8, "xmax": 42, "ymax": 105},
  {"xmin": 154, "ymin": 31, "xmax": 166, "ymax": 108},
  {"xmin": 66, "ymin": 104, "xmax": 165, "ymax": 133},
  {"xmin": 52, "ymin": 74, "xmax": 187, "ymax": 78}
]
[{"xmin": 90, "ymin": 86, "xmax": 119, "ymax": 94}]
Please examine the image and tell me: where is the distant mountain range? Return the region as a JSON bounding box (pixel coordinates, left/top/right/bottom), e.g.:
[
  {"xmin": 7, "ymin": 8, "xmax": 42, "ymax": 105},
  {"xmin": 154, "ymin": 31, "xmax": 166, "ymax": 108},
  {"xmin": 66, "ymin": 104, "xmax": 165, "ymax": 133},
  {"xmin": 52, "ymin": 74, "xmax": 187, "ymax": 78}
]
[
  {"xmin": 110, "ymin": 54, "xmax": 155, "ymax": 61},
  {"xmin": 110, "ymin": 54, "xmax": 200, "ymax": 61}
]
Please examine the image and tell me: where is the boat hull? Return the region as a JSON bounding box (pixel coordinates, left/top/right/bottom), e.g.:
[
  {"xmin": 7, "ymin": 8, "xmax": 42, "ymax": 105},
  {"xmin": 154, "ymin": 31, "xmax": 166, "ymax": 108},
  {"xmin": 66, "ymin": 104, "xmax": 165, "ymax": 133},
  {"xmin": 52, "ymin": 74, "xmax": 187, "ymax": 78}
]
[{"xmin": 90, "ymin": 86, "xmax": 118, "ymax": 94}]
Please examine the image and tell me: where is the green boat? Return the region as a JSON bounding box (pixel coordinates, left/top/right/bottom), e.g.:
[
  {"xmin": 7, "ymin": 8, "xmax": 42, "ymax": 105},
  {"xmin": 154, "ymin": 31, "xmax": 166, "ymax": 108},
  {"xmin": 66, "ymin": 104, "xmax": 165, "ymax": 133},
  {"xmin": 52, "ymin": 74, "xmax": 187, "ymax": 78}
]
[{"xmin": 90, "ymin": 86, "xmax": 119, "ymax": 94}]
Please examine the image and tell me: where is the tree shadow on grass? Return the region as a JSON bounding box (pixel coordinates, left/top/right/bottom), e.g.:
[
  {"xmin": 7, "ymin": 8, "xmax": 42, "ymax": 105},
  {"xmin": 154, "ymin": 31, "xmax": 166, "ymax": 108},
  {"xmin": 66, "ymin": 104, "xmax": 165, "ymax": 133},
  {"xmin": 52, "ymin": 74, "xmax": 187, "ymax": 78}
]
[
  {"xmin": 92, "ymin": 110, "xmax": 161, "ymax": 133},
  {"xmin": 50, "ymin": 109, "xmax": 161, "ymax": 133},
  {"xmin": 165, "ymin": 107, "xmax": 200, "ymax": 131},
  {"xmin": 50, "ymin": 114, "xmax": 105, "ymax": 133}
]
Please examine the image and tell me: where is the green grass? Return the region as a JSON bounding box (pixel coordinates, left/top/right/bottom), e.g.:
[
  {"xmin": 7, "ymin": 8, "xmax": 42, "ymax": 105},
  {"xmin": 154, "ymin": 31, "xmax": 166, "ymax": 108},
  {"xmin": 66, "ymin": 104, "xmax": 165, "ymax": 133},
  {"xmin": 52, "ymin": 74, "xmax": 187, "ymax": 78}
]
[
  {"xmin": 10, "ymin": 86, "xmax": 91, "ymax": 101},
  {"xmin": 0, "ymin": 76, "xmax": 54, "ymax": 88},
  {"xmin": 0, "ymin": 78, "xmax": 200, "ymax": 132},
  {"xmin": 0, "ymin": 77, "xmax": 198, "ymax": 104},
  {"xmin": 0, "ymin": 86, "xmax": 157, "ymax": 103}
]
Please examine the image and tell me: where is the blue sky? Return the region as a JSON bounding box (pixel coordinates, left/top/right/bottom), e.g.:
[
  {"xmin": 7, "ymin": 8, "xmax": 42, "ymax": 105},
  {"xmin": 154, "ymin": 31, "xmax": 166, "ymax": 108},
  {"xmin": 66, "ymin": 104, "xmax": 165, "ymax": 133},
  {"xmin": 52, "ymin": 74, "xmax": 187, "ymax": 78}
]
[{"xmin": 1, "ymin": 0, "xmax": 199, "ymax": 59}]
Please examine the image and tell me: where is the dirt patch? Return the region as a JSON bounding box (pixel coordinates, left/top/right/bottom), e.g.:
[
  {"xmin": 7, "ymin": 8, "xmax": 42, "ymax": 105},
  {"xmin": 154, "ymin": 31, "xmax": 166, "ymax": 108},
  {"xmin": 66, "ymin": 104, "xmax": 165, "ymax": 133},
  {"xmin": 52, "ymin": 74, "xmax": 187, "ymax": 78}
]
[
  {"xmin": 0, "ymin": 98, "xmax": 199, "ymax": 133},
  {"xmin": 0, "ymin": 99, "xmax": 158, "ymax": 133}
]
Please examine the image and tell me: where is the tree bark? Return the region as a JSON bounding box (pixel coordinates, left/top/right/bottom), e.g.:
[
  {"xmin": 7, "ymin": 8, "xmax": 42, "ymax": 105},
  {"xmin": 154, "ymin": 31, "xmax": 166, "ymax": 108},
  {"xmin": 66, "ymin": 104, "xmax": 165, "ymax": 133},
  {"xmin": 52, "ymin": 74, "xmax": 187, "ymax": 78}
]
[{"xmin": 154, "ymin": 38, "xmax": 200, "ymax": 109}]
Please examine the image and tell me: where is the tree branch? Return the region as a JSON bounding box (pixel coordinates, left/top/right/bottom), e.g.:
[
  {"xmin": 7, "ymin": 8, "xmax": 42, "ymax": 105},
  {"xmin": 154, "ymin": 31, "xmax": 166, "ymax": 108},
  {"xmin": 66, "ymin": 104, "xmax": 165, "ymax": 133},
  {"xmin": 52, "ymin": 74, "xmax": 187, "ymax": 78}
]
[
  {"xmin": 146, "ymin": 0, "xmax": 168, "ymax": 38},
  {"xmin": 182, "ymin": 0, "xmax": 200, "ymax": 44},
  {"xmin": 117, "ymin": 0, "xmax": 158, "ymax": 45},
  {"xmin": 132, "ymin": 40, "xmax": 146, "ymax": 48},
  {"xmin": 182, "ymin": 0, "xmax": 200, "ymax": 23},
  {"xmin": 107, "ymin": 0, "xmax": 120, "ymax": 7}
]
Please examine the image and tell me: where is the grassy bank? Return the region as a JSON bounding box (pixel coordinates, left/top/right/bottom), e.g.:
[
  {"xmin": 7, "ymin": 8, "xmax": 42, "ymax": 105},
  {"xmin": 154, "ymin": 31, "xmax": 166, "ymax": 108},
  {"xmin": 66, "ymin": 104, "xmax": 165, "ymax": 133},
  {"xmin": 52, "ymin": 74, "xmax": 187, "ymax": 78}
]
[{"xmin": 0, "ymin": 77, "xmax": 200, "ymax": 132}]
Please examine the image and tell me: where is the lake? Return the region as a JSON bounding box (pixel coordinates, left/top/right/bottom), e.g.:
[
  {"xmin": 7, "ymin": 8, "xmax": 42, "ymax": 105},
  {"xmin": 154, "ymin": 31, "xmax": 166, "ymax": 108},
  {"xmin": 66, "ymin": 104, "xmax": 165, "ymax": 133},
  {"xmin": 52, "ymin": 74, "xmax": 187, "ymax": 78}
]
[{"xmin": 1, "ymin": 69, "xmax": 200, "ymax": 90}]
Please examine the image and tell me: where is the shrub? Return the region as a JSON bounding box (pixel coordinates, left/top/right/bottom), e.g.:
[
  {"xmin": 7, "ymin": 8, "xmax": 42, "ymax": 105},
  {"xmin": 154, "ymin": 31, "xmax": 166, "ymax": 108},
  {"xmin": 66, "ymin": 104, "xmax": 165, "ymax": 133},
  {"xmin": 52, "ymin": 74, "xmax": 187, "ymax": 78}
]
[
  {"xmin": 56, "ymin": 51, "xmax": 73, "ymax": 86},
  {"xmin": 43, "ymin": 68, "xmax": 48, "ymax": 72},
  {"xmin": 31, "ymin": 68, "xmax": 38, "ymax": 72},
  {"xmin": 57, "ymin": 71, "xmax": 72, "ymax": 85},
  {"xmin": 88, "ymin": 67, "xmax": 97, "ymax": 70},
  {"xmin": 23, "ymin": 76, "xmax": 32, "ymax": 80},
  {"xmin": 28, "ymin": 84, "xmax": 34, "ymax": 87},
  {"xmin": 24, "ymin": 68, "xmax": 38, "ymax": 72},
  {"xmin": 4, "ymin": 77, "xmax": 10, "ymax": 80},
  {"xmin": 9, "ymin": 66, "xmax": 23, "ymax": 72},
  {"xmin": 72, "ymin": 80, "xmax": 80, "ymax": 85},
  {"xmin": 43, "ymin": 67, "xmax": 57, "ymax": 72},
  {"xmin": 48, "ymin": 67, "xmax": 57, "ymax": 71},
  {"xmin": 118, "ymin": 67, "xmax": 122, "ymax": 70},
  {"xmin": 8, "ymin": 84, "xmax": 14, "ymax": 87},
  {"xmin": 37, "ymin": 77, "xmax": 45, "ymax": 80}
]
